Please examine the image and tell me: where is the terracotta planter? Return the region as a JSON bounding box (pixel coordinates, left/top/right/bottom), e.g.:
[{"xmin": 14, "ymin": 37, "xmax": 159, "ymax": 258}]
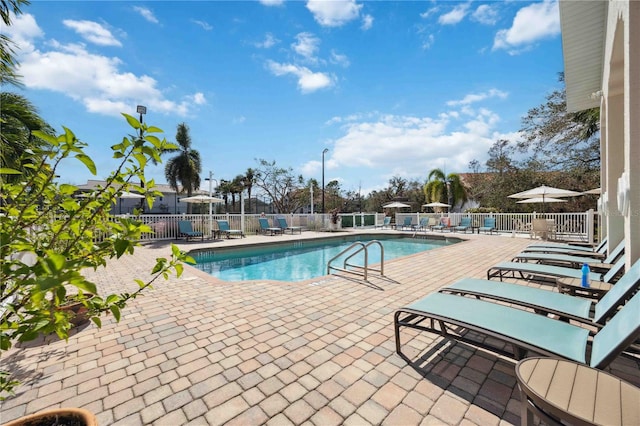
[
  {"xmin": 58, "ymin": 294, "xmax": 94, "ymax": 327},
  {"xmin": 4, "ymin": 407, "xmax": 98, "ymax": 426}
]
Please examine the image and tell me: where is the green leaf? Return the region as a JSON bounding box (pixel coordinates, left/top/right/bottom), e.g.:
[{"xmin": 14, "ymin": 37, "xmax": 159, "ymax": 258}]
[
  {"xmin": 0, "ymin": 168, "xmax": 21, "ymax": 175},
  {"xmin": 91, "ymin": 317, "xmax": 102, "ymax": 328},
  {"xmin": 75, "ymin": 154, "xmax": 97, "ymax": 175},
  {"xmin": 114, "ymin": 239, "xmax": 129, "ymax": 258},
  {"xmin": 122, "ymin": 113, "xmax": 141, "ymax": 129},
  {"xmin": 110, "ymin": 305, "xmax": 121, "ymax": 322}
]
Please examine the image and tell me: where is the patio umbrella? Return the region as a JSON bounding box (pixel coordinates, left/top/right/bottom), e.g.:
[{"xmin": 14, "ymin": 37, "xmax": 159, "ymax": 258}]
[
  {"xmin": 509, "ymin": 185, "xmax": 580, "ymax": 213},
  {"xmin": 118, "ymin": 191, "xmax": 144, "ymax": 214},
  {"xmin": 515, "ymin": 197, "xmax": 567, "ymax": 204},
  {"xmin": 582, "ymin": 187, "xmax": 601, "ymax": 195},
  {"xmin": 180, "ymin": 195, "xmax": 224, "ymax": 240},
  {"xmin": 423, "ymin": 201, "xmax": 451, "ymax": 214},
  {"xmin": 382, "ymin": 202, "xmax": 411, "ymax": 209}
]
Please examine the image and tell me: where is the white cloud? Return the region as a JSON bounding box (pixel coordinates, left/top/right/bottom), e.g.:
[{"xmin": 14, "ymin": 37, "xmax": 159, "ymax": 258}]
[
  {"xmin": 438, "ymin": 3, "xmax": 470, "ymax": 25},
  {"xmin": 11, "ymin": 14, "xmax": 203, "ymax": 118},
  {"xmin": 471, "ymin": 4, "xmax": 499, "ymax": 25},
  {"xmin": 62, "ymin": 20, "xmax": 122, "ymax": 47},
  {"xmin": 421, "ymin": 34, "xmax": 435, "ymax": 50},
  {"xmin": 192, "ymin": 19, "xmax": 213, "ymax": 31},
  {"xmin": 259, "ymin": 0, "xmax": 285, "ymax": 6},
  {"xmin": 292, "ymin": 32, "xmax": 320, "ymax": 62},
  {"xmin": 330, "ymin": 50, "xmax": 350, "ymax": 67},
  {"xmin": 420, "ymin": 7, "xmax": 439, "ymax": 19},
  {"xmin": 266, "ymin": 60, "xmax": 335, "ymax": 93},
  {"xmin": 2, "ymin": 12, "xmax": 44, "ymax": 52},
  {"xmin": 232, "ymin": 116, "xmax": 246, "ymax": 124},
  {"xmin": 306, "ymin": 0, "xmax": 362, "ymax": 27},
  {"xmin": 493, "ymin": 0, "xmax": 560, "ymax": 53},
  {"xmin": 132, "ymin": 6, "xmax": 159, "ymax": 24},
  {"xmin": 255, "ymin": 32, "xmax": 279, "ymax": 49},
  {"xmin": 361, "ymin": 14, "xmax": 373, "ymax": 30},
  {"xmin": 302, "ymin": 110, "xmax": 503, "ymax": 184},
  {"xmin": 446, "ymin": 89, "xmax": 508, "ymax": 106}
]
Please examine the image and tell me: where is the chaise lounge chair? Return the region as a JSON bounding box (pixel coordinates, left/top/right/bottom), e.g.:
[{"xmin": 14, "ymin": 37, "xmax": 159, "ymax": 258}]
[
  {"xmin": 375, "ymin": 216, "xmax": 392, "ymax": 229},
  {"xmin": 258, "ymin": 217, "xmax": 282, "ymax": 236},
  {"xmin": 394, "ymin": 283, "xmax": 640, "ymax": 369},
  {"xmin": 277, "ymin": 217, "xmax": 302, "ymax": 234},
  {"xmin": 453, "ymin": 217, "xmax": 472, "ymax": 233},
  {"xmin": 414, "ymin": 217, "xmax": 429, "ymax": 232},
  {"xmin": 216, "ymin": 219, "xmax": 245, "ymax": 239},
  {"xmin": 441, "ymin": 259, "xmax": 640, "ymax": 328},
  {"xmin": 512, "ymin": 240, "xmax": 625, "ymax": 271},
  {"xmin": 178, "ymin": 220, "xmax": 203, "ymax": 241},
  {"xmin": 527, "ymin": 237, "xmax": 607, "ymax": 253},
  {"xmin": 399, "ymin": 217, "xmax": 414, "ymax": 230},
  {"xmin": 478, "ymin": 217, "xmax": 496, "ymax": 234},
  {"xmin": 486, "ymin": 256, "xmax": 626, "ymax": 299},
  {"xmin": 431, "ymin": 217, "xmax": 450, "ymax": 232}
]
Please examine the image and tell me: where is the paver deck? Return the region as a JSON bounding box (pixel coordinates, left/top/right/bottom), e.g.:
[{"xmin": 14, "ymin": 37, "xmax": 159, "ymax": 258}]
[{"xmin": 2, "ymin": 230, "xmax": 638, "ymax": 425}]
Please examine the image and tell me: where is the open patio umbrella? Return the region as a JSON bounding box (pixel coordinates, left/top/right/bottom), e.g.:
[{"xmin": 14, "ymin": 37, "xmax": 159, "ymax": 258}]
[
  {"xmin": 582, "ymin": 187, "xmax": 601, "ymax": 195},
  {"xmin": 382, "ymin": 202, "xmax": 411, "ymax": 209},
  {"xmin": 118, "ymin": 191, "xmax": 144, "ymax": 214},
  {"xmin": 515, "ymin": 197, "xmax": 567, "ymax": 204},
  {"xmin": 509, "ymin": 185, "xmax": 580, "ymax": 213},
  {"xmin": 180, "ymin": 195, "xmax": 224, "ymax": 240},
  {"xmin": 423, "ymin": 201, "xmax": 451, "ymax": 214}
]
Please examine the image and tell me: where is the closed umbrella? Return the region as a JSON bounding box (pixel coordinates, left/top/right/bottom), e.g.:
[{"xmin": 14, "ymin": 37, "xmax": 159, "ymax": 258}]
[{"xmin": 180, "ymin": 195, "xmax": 224, "ymax": 240}]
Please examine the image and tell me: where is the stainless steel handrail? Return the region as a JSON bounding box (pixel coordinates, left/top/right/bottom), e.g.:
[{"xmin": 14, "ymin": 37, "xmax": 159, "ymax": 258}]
[{"xmin": 327, "ymin": 240, "xmax": 384, "ymax": 281}]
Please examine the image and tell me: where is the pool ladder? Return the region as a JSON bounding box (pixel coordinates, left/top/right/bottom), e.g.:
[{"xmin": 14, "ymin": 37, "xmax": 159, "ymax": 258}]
[{"xmin": 327, "ymin": 240, "xmax": 384, "ymax": 282}]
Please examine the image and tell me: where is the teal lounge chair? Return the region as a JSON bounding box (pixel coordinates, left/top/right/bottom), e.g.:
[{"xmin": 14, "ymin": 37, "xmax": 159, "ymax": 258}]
[
  {"xmin": 486, "ymin": 256, "xmax": 625, "ymax": 299},
  {"xmin": 277, "ymin": 217, "xmax": 302, "ymax": 234},
  {"xmin": 376, "ymin": 216, "xmax": 391, "ymax": 229},
  {"xmin": 478, "ymin": 217, "xmax": 496, "ymax": 234},
  {"xmin": 414, "ymin": 217, "xmax": 429, "ymax": 232},
  {"xmin": 399, "ymin": 217, "xmax": 414, "ymax": 230},
  {"xmin": 258, "ymin": 217, "xmax": 282, "ymax": 236},
  {"xmin": 216, "ymin": 220, "xmax": 245, "ymax": 239},
  {"xmin": 453, "ymin": 217, "xmax": 472, "ymax": 233},
  {"xmin": 178, "ymin": 220, "xmax": 203, "ymax": 241},
  {"xmin": 527, "ymin": 237, "xmax": 608, "ymax": 253},
  {"xmin": 442, "ymin": 259, "xmax": 640, "ymax": 328},
  {"xmin": 513, "ymin": 240, "xmax": 625, "ymax": 271},
  {"xmin": 431, "ymin": 217, "xmax": 450, "ymax": 232},
  {"xmin": 394, "ymin": 283, "xmax": 640, "ymax": 369}
]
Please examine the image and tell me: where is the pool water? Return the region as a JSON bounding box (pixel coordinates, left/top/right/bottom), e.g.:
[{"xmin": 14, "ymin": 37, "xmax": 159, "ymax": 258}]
[{"xmin": 190, "ymin": 235, "xmax": 453, "ymax": 282}]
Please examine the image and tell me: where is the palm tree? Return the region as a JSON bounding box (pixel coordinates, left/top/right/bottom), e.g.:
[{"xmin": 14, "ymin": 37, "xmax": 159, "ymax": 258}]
[
  {"xmin": 423, "ymin": 168, "xmax": 467, "ymax": 211},
  {"xmin": 1, "ymin": 92, "xmax": 54, "ymax": 176},
  {"xmin": 218, "ymin": 179, "xmax": 232, "ymax": 212},
  {"xmin": 242, "ymin": 168, "xmax": 255, "ymax": 213},
  {"xmin": 164, "ymin": 123, "xmax": 201, "ymax": 213}
]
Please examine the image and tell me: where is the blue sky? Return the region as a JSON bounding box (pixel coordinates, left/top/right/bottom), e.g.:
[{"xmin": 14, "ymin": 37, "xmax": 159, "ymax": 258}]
[{"xmin": 5, "ymin": 0, "xmax": 564, "ymax": 195}]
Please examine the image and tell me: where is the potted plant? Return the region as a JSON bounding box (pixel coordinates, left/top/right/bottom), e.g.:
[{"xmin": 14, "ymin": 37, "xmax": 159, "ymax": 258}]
[
  {"xmin": 0, "ymin": 115, "xmax": 191, "ymax": 409},
  {"xmin": 3, "ymin": 407, "xmax": 98, "ymax": 426},
  {"xmin": 329, "ymin": 208, "xmax": 341, "ymax": 230}
]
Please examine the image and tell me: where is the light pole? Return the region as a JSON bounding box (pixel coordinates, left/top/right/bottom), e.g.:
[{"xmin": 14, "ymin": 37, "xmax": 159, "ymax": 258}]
[
  {"xmin": 322, "ymin": 148, "xmax": 329, "ymax": 214},
  {"xmin": 445, "ymin": 179, "xmax": 452, "ymax": 213},
  {"xmin": 136, "ymin": 105, "xmax": 147, "ymax": 138}
]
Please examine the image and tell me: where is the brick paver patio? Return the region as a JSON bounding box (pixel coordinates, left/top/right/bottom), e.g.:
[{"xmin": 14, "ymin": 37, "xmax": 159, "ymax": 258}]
[{"xmin": 2, "ymin": 230, "xmax": 638, "ymax": 425}]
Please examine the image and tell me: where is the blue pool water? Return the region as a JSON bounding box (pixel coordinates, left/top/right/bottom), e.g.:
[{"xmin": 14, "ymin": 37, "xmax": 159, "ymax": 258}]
[{"xmin": 190, "ymin": 235, "xmax": 453, "ymax": 282}]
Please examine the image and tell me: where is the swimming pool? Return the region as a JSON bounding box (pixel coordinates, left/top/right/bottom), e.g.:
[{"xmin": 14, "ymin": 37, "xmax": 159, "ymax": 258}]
[{"xmin": 190, "ymin": 234, "xmax": 455, "ymax": 282}]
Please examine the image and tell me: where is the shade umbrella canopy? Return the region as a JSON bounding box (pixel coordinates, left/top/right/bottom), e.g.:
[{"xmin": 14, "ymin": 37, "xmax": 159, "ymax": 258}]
[
  {"xmin": 180, "ymin": 195, "xmax": 224, "ymax": 203},
  {"xmin": 582, "ymin": 187, "xmax": 601, "ymax": 195},
  {"xmin": 117, "ymin": 191, "xmax": 145, "ymax": 214},
  {"xmin": 423, "ymin": 202, "xmax": 451, "ymax": 208},
  {"xmin": 118, "ymin": 191, "xmax": 145, "ymax": 199},
  {"xmin": 382, "ymin": 202, "xmax": 411, "ymax": 208},
  {"xmin": 508, "ymin": 185, "xmax": 581, "ymax": 199},
  {"xmin": 516, "ymin": 197, "xmax": 567, "ymax": 204}
]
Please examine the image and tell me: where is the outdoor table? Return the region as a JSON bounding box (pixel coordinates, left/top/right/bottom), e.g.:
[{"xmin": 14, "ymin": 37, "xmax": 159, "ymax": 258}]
[{"xmin": 516, "ymin": 357, "xmax": 640, "ymax": 426}]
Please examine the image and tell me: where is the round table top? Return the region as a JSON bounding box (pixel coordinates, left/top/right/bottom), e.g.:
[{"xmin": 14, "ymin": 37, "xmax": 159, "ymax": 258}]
[{"xmin": 516, "ymin": 357, "xmax": 640, "ymax": 426}]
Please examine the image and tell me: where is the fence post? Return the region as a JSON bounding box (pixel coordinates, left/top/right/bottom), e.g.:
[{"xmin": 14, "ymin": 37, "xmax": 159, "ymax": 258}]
[{"xmin": 586, "ymin": 209, "xmax": 594, "ymax": 244}]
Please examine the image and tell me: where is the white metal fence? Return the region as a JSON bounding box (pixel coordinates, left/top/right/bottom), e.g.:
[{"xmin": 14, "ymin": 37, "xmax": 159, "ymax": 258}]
[{"xmin": 115, "ymin": 210, "xmax": 599, "ymax": 243}]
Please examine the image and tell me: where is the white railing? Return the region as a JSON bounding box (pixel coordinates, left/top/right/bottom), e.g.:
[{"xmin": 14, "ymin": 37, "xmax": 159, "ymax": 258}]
[{"xmin": 106, "ymin": 210, "xmax": 599, "ymax": 244}]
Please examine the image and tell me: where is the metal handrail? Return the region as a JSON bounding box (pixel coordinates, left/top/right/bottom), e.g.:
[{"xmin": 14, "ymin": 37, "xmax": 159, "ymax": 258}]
[{"xmin": 327, "ymin": 240, "xmax": 384, "ymax": 281}]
